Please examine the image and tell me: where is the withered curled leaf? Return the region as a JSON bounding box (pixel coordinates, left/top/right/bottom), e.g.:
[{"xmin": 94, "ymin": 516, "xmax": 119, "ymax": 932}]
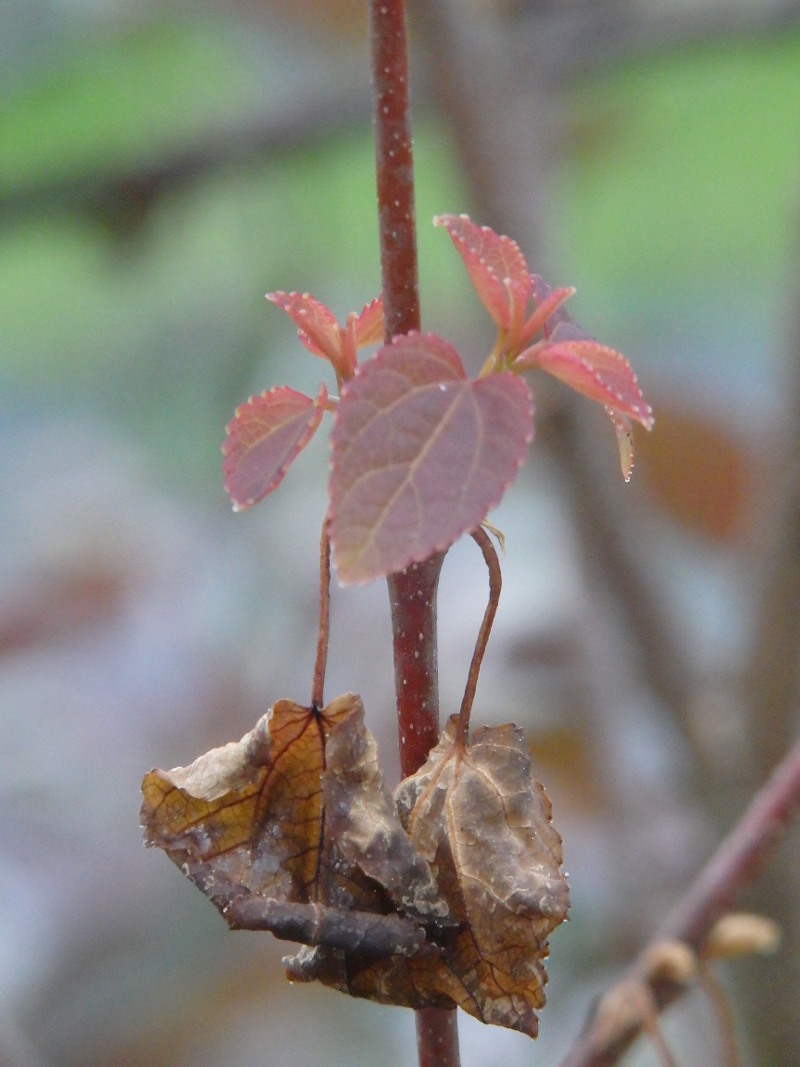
[
  {"xmin": 141, "ymin": 694, "xmax": 449, "ymax": 955},
  {"xmin": 292, "ymin": 717, "xmax": 569, "ymax": 1037}
]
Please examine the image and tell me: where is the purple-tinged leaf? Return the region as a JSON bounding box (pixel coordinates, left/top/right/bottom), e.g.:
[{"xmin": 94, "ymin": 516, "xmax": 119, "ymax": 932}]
[
  {"xmin": 530, "ymin": 275, "xmax": 590, "ymax": 342},
  {"xmin": 223, "ymin": 384, "xmax": 328, "ymax": 510},
  {"xmin": 329, "ymin": 333, "xmax": 534, "ymax": 584},
  {"xmin": 521, "ymin": 285, "xmax": 576, "ymax": 348}
]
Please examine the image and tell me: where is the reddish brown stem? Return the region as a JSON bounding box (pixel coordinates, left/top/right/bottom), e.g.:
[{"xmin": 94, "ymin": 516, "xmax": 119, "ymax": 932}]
[
  {"xmin": 455, "ymin": 528, "xmax": 502, "ymax": 747},
  {"xmin": 310, "ymin": 519, "xmax": 330, "ymax": 708},
  {"xmin": 369, "ymin": 0, "xmax": 420, "ymax": 341},
  {"xmin": 388, "ymin": 556, "xmax": 446, "ymax": 777},
  {"xmin": 369, "ymin": 2, "xmax": 459, "ymax": 1063},
  {"xmin": 415, "ymin": 1007, "xmax": 461, "ymax": 1067},
  {"xmin": 559, "ymin": 739, "xmax": 800, "ymax": 1067}
]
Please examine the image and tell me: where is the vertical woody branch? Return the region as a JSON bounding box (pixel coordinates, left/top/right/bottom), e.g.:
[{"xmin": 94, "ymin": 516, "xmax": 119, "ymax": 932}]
[{"xmin": 368, "ymin": 2, "xmax": 460, "ymax": 1064}]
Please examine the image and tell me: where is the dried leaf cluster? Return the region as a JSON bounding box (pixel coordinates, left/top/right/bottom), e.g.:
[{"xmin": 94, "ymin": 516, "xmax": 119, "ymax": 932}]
[{"xmin": 141, "ymin": 699, "xmax": 569, "ymax": 1036}]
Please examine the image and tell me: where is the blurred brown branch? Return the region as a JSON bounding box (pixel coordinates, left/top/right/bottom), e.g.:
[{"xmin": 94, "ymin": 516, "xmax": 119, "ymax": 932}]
[
  {"xmin": 559, "ymin": 738, "xmax": 800, "ymax": 1067},
  {"xmin": 0, "ymin": 84, "xmax": 369, "ymax": 236}
]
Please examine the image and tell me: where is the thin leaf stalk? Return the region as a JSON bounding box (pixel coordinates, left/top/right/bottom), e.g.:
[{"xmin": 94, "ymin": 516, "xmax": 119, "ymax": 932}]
[
  {"xmin": 310, "ymin": 518, "xmax": 331, "ymax": 708},
  {"xmin": 455, "ymin": 527, "xmax": 502, "ymax": 747},
  {"xmin": 368, "ymin": 1, "xmax": 460, "ymax": 1063}
]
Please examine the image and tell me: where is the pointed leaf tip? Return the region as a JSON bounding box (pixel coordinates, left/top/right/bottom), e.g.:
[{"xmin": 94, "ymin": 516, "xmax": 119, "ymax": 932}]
[
  {"xmin": 435, "ymin": 214, "xmax": 532, "ymax": 338},
  {"xmin": 267, "ymin": 291, "xmax": 343, "ymax": 364},
  {"xmin": 529, "ymin": 339, "xmax": 653, "ymax": 429},
  {"xmin": 223, "ymin": 383, "xmax": 328, "ymax": 509},
  {"xmin": 351, "ymin": 296, "xmax": 385, "ymax": 349},
  {"xmin": 329, "ymin": 332, "xmax": 534, "ymax": 584}
]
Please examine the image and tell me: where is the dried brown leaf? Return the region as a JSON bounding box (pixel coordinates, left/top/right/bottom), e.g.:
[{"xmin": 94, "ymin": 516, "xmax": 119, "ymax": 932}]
[
  {"xmin": 141, "ymin": 695, "xmax": 448, "ymax": 954},
  {"xmin": 292, "ymin": 718, "xmax": 569, "ymax": 1037}
]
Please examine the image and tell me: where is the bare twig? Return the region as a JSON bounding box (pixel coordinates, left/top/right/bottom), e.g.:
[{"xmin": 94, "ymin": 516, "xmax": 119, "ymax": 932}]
[{"xmin": 559, "ymin": 739, "xmax": 800, "ymax": 1067}]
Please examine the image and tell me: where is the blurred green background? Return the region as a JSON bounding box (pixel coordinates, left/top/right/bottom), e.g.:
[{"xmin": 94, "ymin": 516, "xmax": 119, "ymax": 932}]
[{"xmin": 2, "ymin": 3, "xmax": 800, "ymax": 1065}]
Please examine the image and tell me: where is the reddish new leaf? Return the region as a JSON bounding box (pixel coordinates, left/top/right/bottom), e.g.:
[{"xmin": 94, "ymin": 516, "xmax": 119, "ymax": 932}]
[
  {"xmin": 223, "ymin": 383, "xmax": 328, "ymax": 510},
  {"xmin": 434, "ymin": 214, "xmax": 532, "ymax": 342},
  {"xmin": 328, "ymin": 333, "xmax": 534, "ymax": 584},
  {"xmin": 522, "ymin": 341, "xmax": 653, "ymax": 430},
  {"xmin": 521, "ymin": 284, "xmax": 577, "ymax": 348},
  {"xmin": 350, "ymin": 296, "xmax": 385, "ymax": 349},
  {"xmin": 268, "ymin": 291, "xmax": 344, "ymax": 365},
  {"xmin": 269, "ymin": 292, "xmax": 345, "ymax": 362},
  {"xmin": 268, "ymin": 292, "xmax": 383, "ymax": 381},
  {"xmin": 515, "ymin": 339, "xmax": 653, "ymax": 480}
]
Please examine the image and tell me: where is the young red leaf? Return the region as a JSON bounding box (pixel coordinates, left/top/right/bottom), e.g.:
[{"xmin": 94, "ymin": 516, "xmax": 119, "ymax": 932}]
[
  {"xmin": 223, "ymin": 383, "xmax": 328, "ymax": 510},
  {"xmin": 268, "ymin": 291, "xmax": 343, "ymax": 363},
  {"xmin": 329, "ymin": 333, "xmax": 534, "ymax": 584},
  {"xmin": 521, "ymin": 340, "xmax": 654, "ymax": 429},
  {"xmin": 268, "ymin": 292, "xmax": 383, "ymax": 381},
  {"xmin": 515, "ymin": 339, "xmax": 653, "ymax": 481},
  {"xmin": 351, "ymin": 296, "xmax": 385, "ymax": 349},
  {"xmin": 434, "ymin": 214, "xmax": 532, "ymax": 342}
]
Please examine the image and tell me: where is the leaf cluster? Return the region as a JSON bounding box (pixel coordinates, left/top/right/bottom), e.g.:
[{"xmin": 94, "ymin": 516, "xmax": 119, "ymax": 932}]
[{"xmin": 223, "ymin": 215, "xmax": 652, "ymax": 584}]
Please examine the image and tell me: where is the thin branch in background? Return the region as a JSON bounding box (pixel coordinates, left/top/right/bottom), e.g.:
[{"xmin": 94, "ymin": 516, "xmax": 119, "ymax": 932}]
[
  {"xmin": 559, "ymin": 738, "xmax": 800, "ymax": 1067},
  {"xmin": 743, "ymin": 208, "xmax": 800, "ymax": 781},
  {"xmin": 412, "ymin": 0, "xmax": 699, "ymax": 754}
]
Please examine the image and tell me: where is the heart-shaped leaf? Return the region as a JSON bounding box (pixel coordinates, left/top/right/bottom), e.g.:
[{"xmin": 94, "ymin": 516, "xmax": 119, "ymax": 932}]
[
  {"xmin": 328, "ymin": 333, "xmax": 534, "ymax": 584},
  {"xmin": 223, "ymin": 383, "xmax": 328, "ymax": 510},
  {"xmin": 434, "ymin": 214, "xmax": 532, "ymax": 341}
]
